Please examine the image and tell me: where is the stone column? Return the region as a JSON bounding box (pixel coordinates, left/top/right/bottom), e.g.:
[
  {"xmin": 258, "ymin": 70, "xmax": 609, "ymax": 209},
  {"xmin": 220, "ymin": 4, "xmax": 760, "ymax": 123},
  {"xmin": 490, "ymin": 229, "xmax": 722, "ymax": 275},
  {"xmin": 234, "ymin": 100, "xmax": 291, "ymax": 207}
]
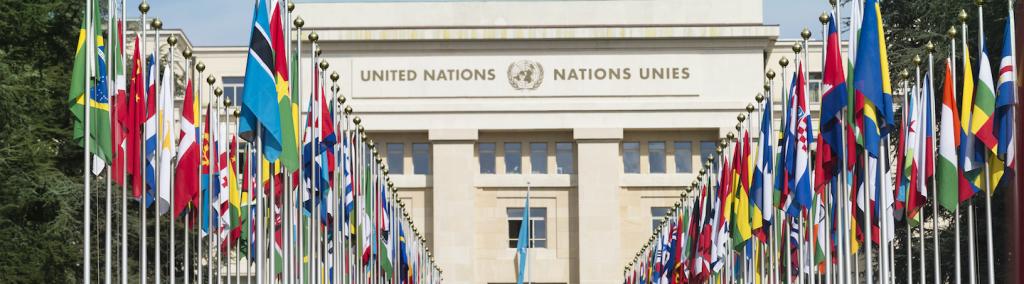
[
  {"xmin": 573, "ymin": 128, "xmax": 623, "ymax": 284},
  {"xmin": 428, "ymin": 129, "xmax": 478, "ymax": 284}
]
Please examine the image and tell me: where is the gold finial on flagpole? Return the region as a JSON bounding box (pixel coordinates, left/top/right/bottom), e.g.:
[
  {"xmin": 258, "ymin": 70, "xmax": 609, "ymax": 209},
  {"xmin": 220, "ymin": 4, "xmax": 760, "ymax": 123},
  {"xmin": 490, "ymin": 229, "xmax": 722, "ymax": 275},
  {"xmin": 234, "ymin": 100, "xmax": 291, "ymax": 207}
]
[
  {"xmin": 766, "ymin": 70, "xmax": 776, "ymax": 80},
  {"xmin": 344, "ymin": 106, "xmax": 353, "ymax": 115},
  {"xmin": 353, "ymin": 116, "xmax": 362, "ymax": 126},
  {"xmin": 737, "ymin": 114, "xmax": 746, "ymax": 123},
  {"xmin": 756, "ymin": 93, "xmax": 765, "ymax": 103},
  {"xmin": 947, "ymin": 26, "xmax": 958, "ymax": 38},
  {"xmin": 206, "ymin": 75, "xmax": 216, "ymax": 85},
  {"xmin": 151, "ymin": 18, "xmax": 162, "ymax": 30},
  {"xmin": 779, "ymin": 57, "xmax": 789, "ymax": 68},
  {"xmin": 294, "ymin": 17, "xmax": 304, "ymax": 28},
  {"xmin": 820, "ymin": 12, "xmax": 830, "ymax": 25},
  {"xmin": 801, "ymin": 28, "xmax": 812, "ymax": 40},
  {"xmin": 735, "ymin": 123, "xmax": 743, "ymax": 132},
  {"xmin": 223, "ymin": 98, "xmax": 232, "ymax": 108},
  {"xmin": 975, "ymin": 0, "xmax": 985, "ymax": 6},
  {"xmin": 196, "ymin": 62, "xmax": 206, "ymax": 72},
  {"xmin": 139, "ymin": 2, "xmax": 150, "ymax": 14},
  {"xmin": 926, "ymin": 41, "xmax": 935, "ymax": 53},
  {"xmin": 726, "ymin": 132, "xmax": 735, "ymax": 141},
  {"xmin": 746, "ymin": 103, "xmax": 755, "ymax": 113},
  {"xmin": 792, "ymin": 42, "xmax": 802, "ymax": 54},
  {"xmin": 331, "ymin": 71, "xmax": 339, "ymax": 82},
  {"xmin": 309, "ymin": 31, "xmax": 319, "ymax": 42},
  {"xmin": 319, "ymin": 59, "xmax": 329, "ymax": 70},
  {"xmin": 233, "ymin": 109, "xmax": 241, "ymax": 118},
  {"xmin": 214, "ymin": 87, "xmax": 223, "ymax": 97},
  {"xmin": 913, "ymin": 55, "xmax": 922, "ymax": 66},
  {"xmin": 288, "ymin": 1, "xmax": 295, "ymax": 12},
  {"xmin": 167, "ymin": 35, "xmax": 177, "ymax": 46},
  {"xmin": 183, "ymin": 48, "xmax": 192, "ymax": 59},
  {"xmin": 900, "ymin": 69, "xmax": 910, "ymax": 80},
  {"xmin": 337, "ymin": 95, "xmax": 345, "ymax": 104},
  {"xmin": 958, "ymin": 9, "xmax": 968, "ymax": 22}
]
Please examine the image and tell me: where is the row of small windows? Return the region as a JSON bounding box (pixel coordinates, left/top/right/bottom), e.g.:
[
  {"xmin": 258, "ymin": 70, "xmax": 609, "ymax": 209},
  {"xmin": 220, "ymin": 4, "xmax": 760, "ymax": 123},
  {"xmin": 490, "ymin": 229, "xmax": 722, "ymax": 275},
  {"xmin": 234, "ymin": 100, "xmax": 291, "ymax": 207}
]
[
  {"xmin": 479, "ymin": 142, "xmax": 575, "ymax": 175},
  {"xmin": 623, "ymin": 141, "xmax": 716, "ymax": 174},
  {"xmin": 385, "ymin": 143, "xmax": 431, "ymax": 175}
]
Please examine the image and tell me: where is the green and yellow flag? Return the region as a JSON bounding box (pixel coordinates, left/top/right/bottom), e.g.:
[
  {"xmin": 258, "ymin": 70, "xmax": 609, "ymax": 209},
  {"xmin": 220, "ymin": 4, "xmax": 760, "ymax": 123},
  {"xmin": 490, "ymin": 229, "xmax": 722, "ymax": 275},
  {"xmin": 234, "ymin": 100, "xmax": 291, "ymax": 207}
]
[{"xmin": 69, "ymin": 1, "xmax": 112, "ymax": 164}]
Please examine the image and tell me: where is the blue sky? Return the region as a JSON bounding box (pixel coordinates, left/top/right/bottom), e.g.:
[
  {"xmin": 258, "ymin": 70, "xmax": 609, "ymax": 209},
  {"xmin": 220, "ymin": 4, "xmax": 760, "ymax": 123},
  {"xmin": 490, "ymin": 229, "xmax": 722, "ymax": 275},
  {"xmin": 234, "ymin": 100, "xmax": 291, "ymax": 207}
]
[{"xmin": 126, "ymin": 0, "xmax": 836, "ymax": 46}]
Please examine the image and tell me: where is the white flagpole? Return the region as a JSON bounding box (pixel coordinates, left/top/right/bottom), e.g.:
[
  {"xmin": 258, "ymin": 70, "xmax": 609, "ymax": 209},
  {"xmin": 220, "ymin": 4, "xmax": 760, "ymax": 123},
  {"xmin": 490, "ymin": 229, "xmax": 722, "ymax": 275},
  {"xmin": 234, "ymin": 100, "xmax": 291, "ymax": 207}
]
[
  {"xmin": 961, "ymin": 15, "xmax": 979, "ymax": 284},
  {"xmin": 168, "ymin": 33, "xmax": 177, "ymax": 284},
  {"xmin": 977, "ymin": 3, "xmax": 997, "ymax": 284},
  {"xmin": 950, "ymin": 26, "xmax": 963, "ymax": 283},
  {"xmin": 928, "ymin": 41, "xmax": 941, "ymax": 284},
  {"xmin": 103, "ymin": 0, "xmax": 115, "ymax": 282},
  {"xmin": 915, "ymin": 60, "xmax": 926, "ymax": 284},
  {"xmin": 293, "ymin": 15, "xmax": 305, "ymax": 284},
  {"xmin": 209, "ymin": 76, "xmax": 218, "ymax": 284},
  {"xmin": 256, "ymin": 125, "xmax": 264, "ymax": 284},
  {"xmin": 118, "ymin": 1, "xmax": 129, "ymax": 282},
  {"xmin": 83, "ymin": 0, "xmax": 94, "ymax": 282},
  {"xmin": 152, "ymin": 19, "xmax": 162, "ymax": 284}
]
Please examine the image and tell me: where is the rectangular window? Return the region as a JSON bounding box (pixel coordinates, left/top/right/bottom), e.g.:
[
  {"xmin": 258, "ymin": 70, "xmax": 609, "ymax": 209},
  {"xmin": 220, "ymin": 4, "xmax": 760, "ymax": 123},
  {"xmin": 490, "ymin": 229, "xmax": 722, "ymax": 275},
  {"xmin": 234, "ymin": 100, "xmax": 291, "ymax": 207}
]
[
  {"xmin": 648, "ymin": 141, "xmax": 666, "ymax": 173},
  {"xmin": 650, "ymin": 207, "xmax": 672, "ymax": 231},
  {"xmin": 507, "ymin": 207, "xmax": 548, "ymax": 248},
  {"xmin": 700, "ymin": 141, "xmax": 716, "ymax": 162},
  {"xmin": 555, "ymin": 142, "xmax": 574, "ymax": 174},
  {"xmin": 504, "ymin": 143, "xmax": 522, "ymax": 174},
  {"xmin": 221, "ymin": 76, "xmax": 245, "ymax": 103},
  {"xmin": 623, "ymin": 142, "xmax": 640, "ymax": 173},
  {"xmin": 412, "ymin": 143, "xmax": 430, "ymax": 175},
  {"xmin": 530, "ymin": 143, "xmax": 548, "ymax": 174},
  {"xmin": 386, "ymin": 143, "xmax": 404, "ymax": 175},
  {"xmin": 674, "ymin": 141, "xmax": 693, "ymax": 173},
  {"xmin": 479, "ymin": 143, "xmax": 496, "ymax": 174},
  {"xmin": 808, "ymin": 72, "xmax": 823, "ymax": 103}
]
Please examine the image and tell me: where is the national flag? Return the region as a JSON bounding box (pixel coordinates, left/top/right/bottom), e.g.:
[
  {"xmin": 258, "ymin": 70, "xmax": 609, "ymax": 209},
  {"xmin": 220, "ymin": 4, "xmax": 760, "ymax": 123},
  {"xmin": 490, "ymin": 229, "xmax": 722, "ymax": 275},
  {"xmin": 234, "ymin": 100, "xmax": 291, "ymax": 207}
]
[
  {"xmin": 155, "ymin": 63, "xmax": 174, "ymax": 215},
  {"xmin": 793, "ymin": 62, "xmax": 815, "ymax": 213},
  {"xmin": 124, "ymin": 36, "xmax": 145, "ymax": 199},
  {"xmin": 820, "ymin": 12, "xmax": 849, "ymax": 160},
  {"xmin": 938, "ymin": 61, "xmax": 961, "ymax": 212},
  {"xmin": 853, "ymin": 0, "xmax": 895, "ymax": 159},
  {"xmin": 239, "ymin": 0, "xmax": 283, "ymax": 161},
  {"xmin": 143, "ymin": 55, "xmax": 158, "ymax": 207},
  {"xmin": 269, "ymin": 0, "xmax": 299, "ymax": 170},
  {"xmin": 751, "ymin": 96, "xmax": 774, "ymax": 229},
  {"xmin": 226, "ymin": 136, "xmax": 242, "ymax": 229},
  {"xmin": 959, "ymin": 43, "xmax": 984, "ymax": 199},
  {"xmin": 731, "ymin": 131, "xmax": 752, "ymax": 248},
  {"xmin": 110, "ymin": 18, "xmax": 128, "ymax": 185},
  {"xmin": 972, "ymin": 39, "xmax": 999, "ymax": 156},
  {"xmin": 174, "ymin": 79, "xmax": 200, "ymax": 217},
  {"xmin": 994, "ymin": 20, "xmax": 1017, "ymax": 188},
  {"xmin": 379, "ymin": 182, "xmax": 393, "ymax": 277},
  {"xmin": 68, "ymin": 0, "xmax": 112, "ymax": 166}
]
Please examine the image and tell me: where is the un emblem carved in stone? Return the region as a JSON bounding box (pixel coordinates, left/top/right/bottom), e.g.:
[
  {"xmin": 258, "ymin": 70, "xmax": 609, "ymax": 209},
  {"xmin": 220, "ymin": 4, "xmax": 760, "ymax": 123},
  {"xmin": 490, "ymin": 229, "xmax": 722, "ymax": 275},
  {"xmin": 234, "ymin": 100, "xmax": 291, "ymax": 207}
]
[{"xmin": 507, "ymin": 60, "xmax": 543, "ymax": 90}]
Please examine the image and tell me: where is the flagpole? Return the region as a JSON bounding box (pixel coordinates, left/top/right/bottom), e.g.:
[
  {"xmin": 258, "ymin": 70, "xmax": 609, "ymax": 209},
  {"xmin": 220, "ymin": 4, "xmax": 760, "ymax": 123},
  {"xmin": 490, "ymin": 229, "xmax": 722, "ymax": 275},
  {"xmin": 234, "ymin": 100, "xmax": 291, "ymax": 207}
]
[
  {"xmin": 905, "ymin": 67, "xmax": 913, "ymax": 284},
  {"xmin": 167, "ymin": 34, "xmax": 179, "ymax": 284},
  {"xmin": 103, "ymin": 0, "xmax": 116, "ymax": 282},
  {"xmin": 282, "ymin": 2, "xmax": 293, "ymax": 281},
  {"xmin": 914, "ymin": 56, "xmax": 927, "ymax": 284},
  {"xmin": 117, "ymin": 1, "xmax": 129, "ymax": 282},
  {"xmin": 925, "ymin": 40, "xmax": 940, "ymax": 284},
  {"xmin": 194, "ymin": 62, "xmax": 205, "ymax": 284},
  {"xmin": 293, "ymin": 15, "xmax": 304, "ymax": 284},
  {"xmin": 948, "ymin": 23, "xmax": 963, "ymax": 284},
  {"xmin": 778, "ymin": 55, "xmax": 789, "ymax": 284},
  {"xmin": 208, "ymin": 76, "xmax": 218, "ymax": 284},
  {"xmin": 82, "ymin": 0, "xmax": 95, "ymax": 282},
  {"xmin": 960, "ymin": 11, "xmax": 980, "ymax": 284},
  {"xmin": 976, "ymin": 3, "xmax": 998, "ymax": 284}
]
